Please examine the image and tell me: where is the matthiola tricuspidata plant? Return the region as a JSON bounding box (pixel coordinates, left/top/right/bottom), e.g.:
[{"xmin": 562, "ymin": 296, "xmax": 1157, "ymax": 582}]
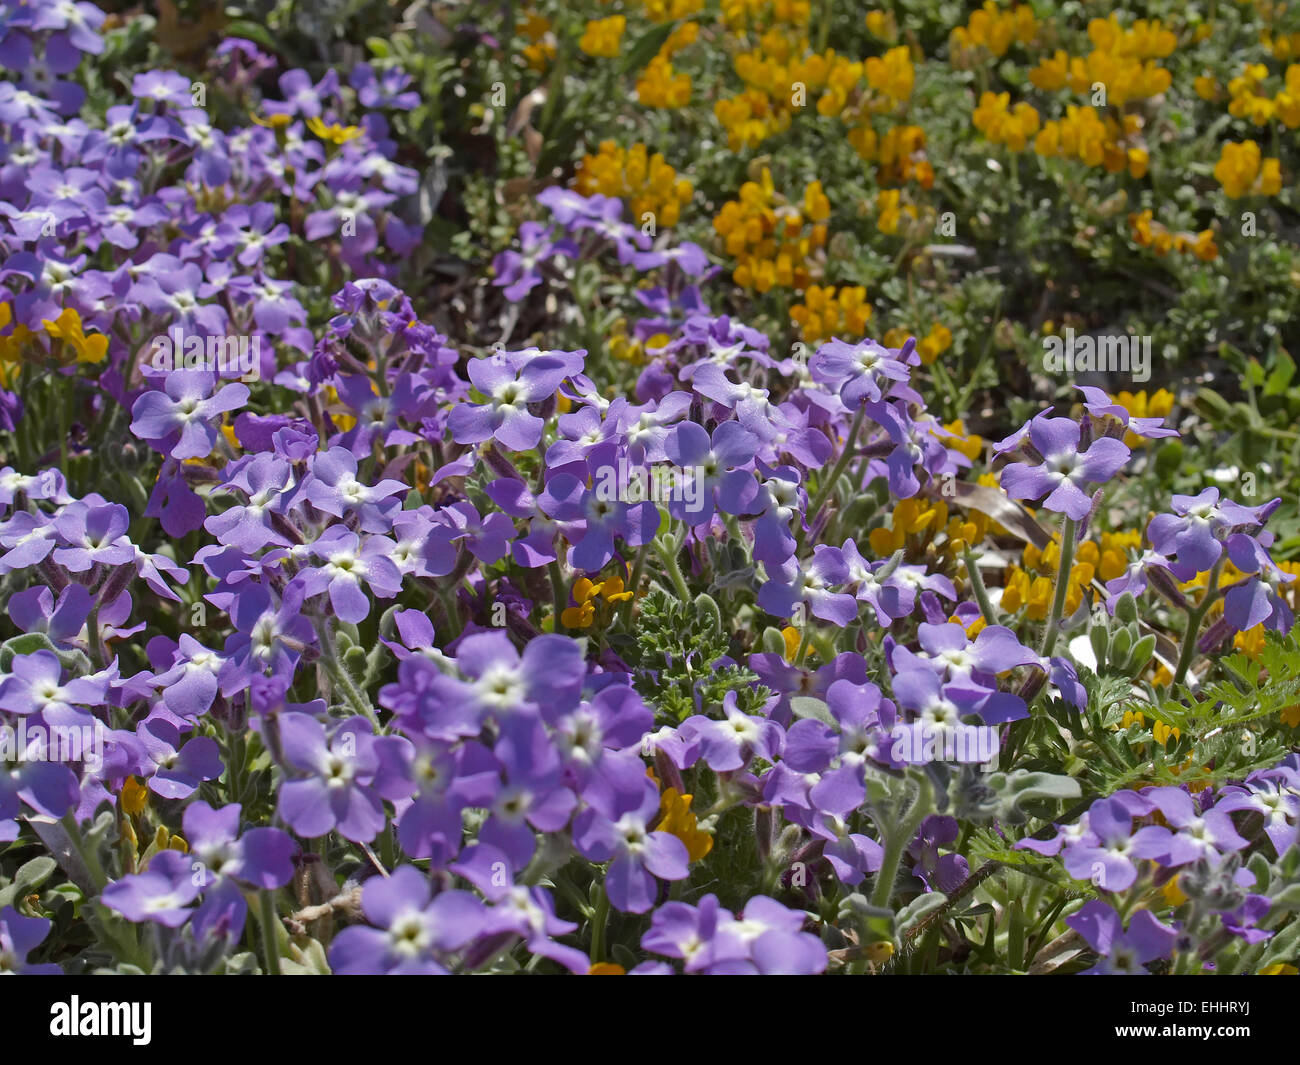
[{"xmin": 0, "ymin": 0, "xmax": 1297, "ymax": 983}]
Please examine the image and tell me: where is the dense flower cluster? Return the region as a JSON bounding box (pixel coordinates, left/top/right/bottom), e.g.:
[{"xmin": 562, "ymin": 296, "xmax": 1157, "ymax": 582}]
[{"xmin": 0, "ymin": 0, "xmax": 1298, "ymax": 981}]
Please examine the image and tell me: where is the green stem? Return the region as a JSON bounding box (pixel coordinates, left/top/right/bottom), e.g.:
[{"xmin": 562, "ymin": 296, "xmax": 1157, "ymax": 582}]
[
  {"xmin": 1039, "ymin": 518, "xmax": 1078, "ymax": 658},
  {"xmin": 61, "ymin": 810, "xmax": 108, "ymax": 892},
  {"xmin": 963, "ymin": 547, "xmax": 999, "ymax": 627},
  {"xmin": 548, "ymin": 559, "xmax": 569, "ymax": 634},
  {"xmin": 799, "ymin": 404, "xmax": 867, "ymax": 551},
  {"xmin": 1172, "ymin": 557, "xmax": 1225, "ymax": 687},
  {"xmin": 314, "ymin": 618, "xmax": 379, "ymax": 727},
  {"xmin": 617, "ymin": 542, "xmax": 649, "ymax": 631},
  {"xmin": 794, "ymin": 624, "xmax": 812, "ymax": 667},
  {"xmin": 870, "ymin": 772, "xmax": 933, "ymax": 910},
  {"xmin": 260, "ymin": 890, "xmax": 283, "ymax": 976},
  {"xmin": 654, "ymin": 532, "xmax": 691, "ymax": 602},
  {"xmin": 590, "ymin": 882, "xmax": 610, "ymax": 964}
]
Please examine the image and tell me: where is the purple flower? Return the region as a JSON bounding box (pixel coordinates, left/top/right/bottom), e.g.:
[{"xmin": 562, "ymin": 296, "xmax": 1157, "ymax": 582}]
[
  {"xmin": 0, "ymin": 651, "xmax": 107, "ymax": 718},
  {"xmin": 809, "ymin": 338, "xmax": 912, "ymax": 408},
  {"xmin": 129, "ymin": 371, "xmax": 249, "ymax": 460},
  {"xmin": 137, "ymin": 717, "xmax": 224, "ymax": 799},
  {"xmin": 1065, "ymin": 900, "xmax": 1177, "ymax": 974},
  {"xmin": 539, "ymin": 472, "xmax": 660, "ymax": 573},
  {"xmin": 999, "ymin": 416, "xmax": 1130, "ymax": 521},
  {"xmin": 265, "ymin": 68, "xmax": 339, "ymax": 119},
  {"xmin": 573, "ymin": 777, "xmax": 690, "ymax": 913},
  {"xmin": 51, "ymin": 499, "xmax": 133, "ymax": 571},
  {"xmin": 183, "ymin": 801, "xmax": 296, "ymax": 889},
  {"xmin": 641, "ymin": 895, "xmax": 743, "ymax": 972},
  {"xmin": 1136, "ymin": 787, "xmax": 1250, "ymax": 866},
  {"xmin": 679, "ymin": 692, "xmax": 783, "ymax": 772},
  {"xmin": 329, "ymin": 865, "xmax": 487, "ymax": 975},
  {"xmin": 302, "ymin": 446, "xmax": 408, "ymax": 529},
  {"xmin": 276, "ymin": 714, "xmax": 413, "ymax": 843},
  {"xmin": 291, "ymin": 526, "xmax": 403, "ymax": 624},
  {"xmin": 1222, "ymin": 533, "xmax": 1295, "ymax": 633},
  {"xmin": 492, "ymin": 222, "xmax": 575, "ymax": 301},
  {"xmin": 1060, "ymin": 795, "xmax": 1165, "ymax": 891},
  {"xmin": 1076, "ymin": 386, "xmax": 1179, "ymax": 440},
  {"xmin": 758, "ymin": 546, "xmax": 858, "ymax": 626},
  {"xmin": 479, "ymin": 719, "xmax": 576, "ymax": 868},
  {"xmin": 101, "ymin": 849, "xmax": 202, "ymax": 927},
  {"xmin": 0, "ymin": 906, "xmax": 61, "ymax": 974},
  {"xmin": 1146, "ymin": 488, "xmax": 1277, "ymax": 578},
  {"xmin": 662, "ymin": 420, "xmax": 759, "ymax": 524},
  {"xmin": 449, "ymin": 350, "xmax": 578, "ymax": 451}
]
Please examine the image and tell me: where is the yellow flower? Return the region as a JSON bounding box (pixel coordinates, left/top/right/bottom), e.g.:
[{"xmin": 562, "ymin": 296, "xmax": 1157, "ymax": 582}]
[
  {"xmin": 1260, "ymin": 963, "xmax": 1299, "ymax": 974},
  {"xmin": 943, "ymin": 419, "xmax": 983, "ymax": 462},
  {"xmin": 42, "ymin": 307, "xmax": 108, "ymax": 364},
  {"xmin": 1214, "ymin": 141, "xmax": 1281, "ymax": 198},
  {"xmin": 588, "ymin": 962, "xmax": 626, "ymax": 974},
  {"xmin": 121, "ymin": 776, "xmax": 149, "ymax": 816},
  {"xmin": 579, "ymin": 15, "xmax": 626, "ymax": 58},
  {"xmin": 306, "ymin": 115, "xmax": 363, "ymax": 145},
  {"xmin": 656, "ymin": 786, "xmax": 713, "ymax": 861},
  {"xmin": 250, "ymin": 111, "xmax": 292, "ymax": 130},
  {"xmin": 636, "ymin": 55, "xmax": 692, "ymax": 109},
  {"xmin": 917, "ymin": 323, "xmax": 953, "ymax": 365},
  {"xmin": 576, "ymin": 141, "xmax": 692, "ymax": 228},
  {"xmin": 1161, "ymin": 875, "xmax": 1188, "ymax": 908},
  {"xmin": 781, "ymin": 625, "xmax": 817, "ymax": 662}
]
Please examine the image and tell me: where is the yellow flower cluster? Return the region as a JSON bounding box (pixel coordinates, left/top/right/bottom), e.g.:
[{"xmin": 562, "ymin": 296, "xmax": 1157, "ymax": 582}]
[
  {"xmin": 864, "ymin": 11, "xmax": 898, "ymax": 42},
  {"xmin": 634, "ymin": 15, "xmax": 701, "ymax": 106},
  {"xmin": 519, "ymin": 11, "xmax": 556, "ymax": 71},
  {"xmin": 1227, "ymin": 62, "xmax": 1300, "ymax": 127},
  {"xmin": 868, "ymin": 497, "xmax": 989, "ymax": 560},
  {"xmin": 1029, "ymin": 46, "xmax": 1171, "ymax": 106},
  {"xmin": 714, "ymin": 89, "xmax": 792, "ymax": 151},
  {"xmin": 1000, "ymin": 531, "xmax": 1138, "ymax": 620},
  {"xmin": 712, "ymin": 170, "xmax": 828, "ymax": 292},
  {"xmin": 864, "ymin": 45, "xmax": 916, "ymax": 106},
  {"xmin": 562, "ymin": 575, "xmax": 633, "ymax": 629},
  {"xmin": 880, "ymin": 323, "xmax": 952, "ymax": 365},
  {"xmin": 637, "ymin": 56, "xmax": 692, "ymax": 108},
  {"xmin": 0, "ymin": 302, "xmax": 34, "ymax": 380},
  {"xmin": 850, "ymin": 124, "xmax": 933, "ymax": 188},
  {"xmin": 579, "ymin": 15, "xmax": 625, "ymax": 58},
  {"xmin": 608, "ymin": 319, "xmax": 671, "ymax": 365},
  {"xmin": 950, "ymin": 2, "xmax": 1038, "ymax": 61},
  {"xmin": 648, "ymin": 769, "xmax": 713, "ymax": 861},
  {"xmin": 789, "ymin": 284, "xmax": 871, "ymax": 344},
  {"xmin": 722, "ymin": 0, "xmax": 810, "ymax": 31},
  {"xmin": 41, "ymin": 308, "xmax": 109, "ymax": 364},
  {"xmin": 874, "ymin": 188, "xmax": 918, "ymax": 235},
  {"xmin": 1129, "ymin": 211, "xmax": 1218, "ymax": 263},
  {"xmin": 1024, "ymin": 18, "xmax": 1174, "ymax": 104},
  {"xmin": 660, "ymin": 20, "xmax": 700, "ymax": 56},
  {"xmin": 2, "ymin": 304, "xmax": 109, "ymax": 376},
  {"xmin": 1213, "ymin": 140, "xmax": 1282, "ymax": 197},
  {"xmin": 1034, "ymin": 105, "xmax": 1149, "ymax": 178},
  {"xmin": 640, "ymin": 0, "xmax": 704, "ymax": 21},
  {"xmin": 973, "ymin": 91, "xmax": 1041, "ymax": 151},
  {"xmin": 575, "ymin": 141, "xmax": 694, "ymax": 227},
  {"xmin": 1263, "ymin": 29, "xmax": 1300, "ymax": 60},
  {"xmin": 1112, "ymin": 389, "xmax": 1175, "ymax": 447}
]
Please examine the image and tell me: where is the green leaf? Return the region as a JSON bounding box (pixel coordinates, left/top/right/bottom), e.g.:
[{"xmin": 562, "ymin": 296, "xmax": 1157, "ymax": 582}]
[
  {"xmin": 0, "ymin": 856, "xmax": 58, "ymax": 909},
  {"xmin": 789, "ymin": 696, "xmax": 836, "ymax": 727},
  {"xmin": 1264, "ymin": 348, "xmax": 1296, "ymax": 396},
  {"xmin": 222, "ymin": 19, "xmax": 279, "ymax": 54},
  {"xmin": 621, "ymin": 22, "xmax": 676, "ymax": 74}
]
